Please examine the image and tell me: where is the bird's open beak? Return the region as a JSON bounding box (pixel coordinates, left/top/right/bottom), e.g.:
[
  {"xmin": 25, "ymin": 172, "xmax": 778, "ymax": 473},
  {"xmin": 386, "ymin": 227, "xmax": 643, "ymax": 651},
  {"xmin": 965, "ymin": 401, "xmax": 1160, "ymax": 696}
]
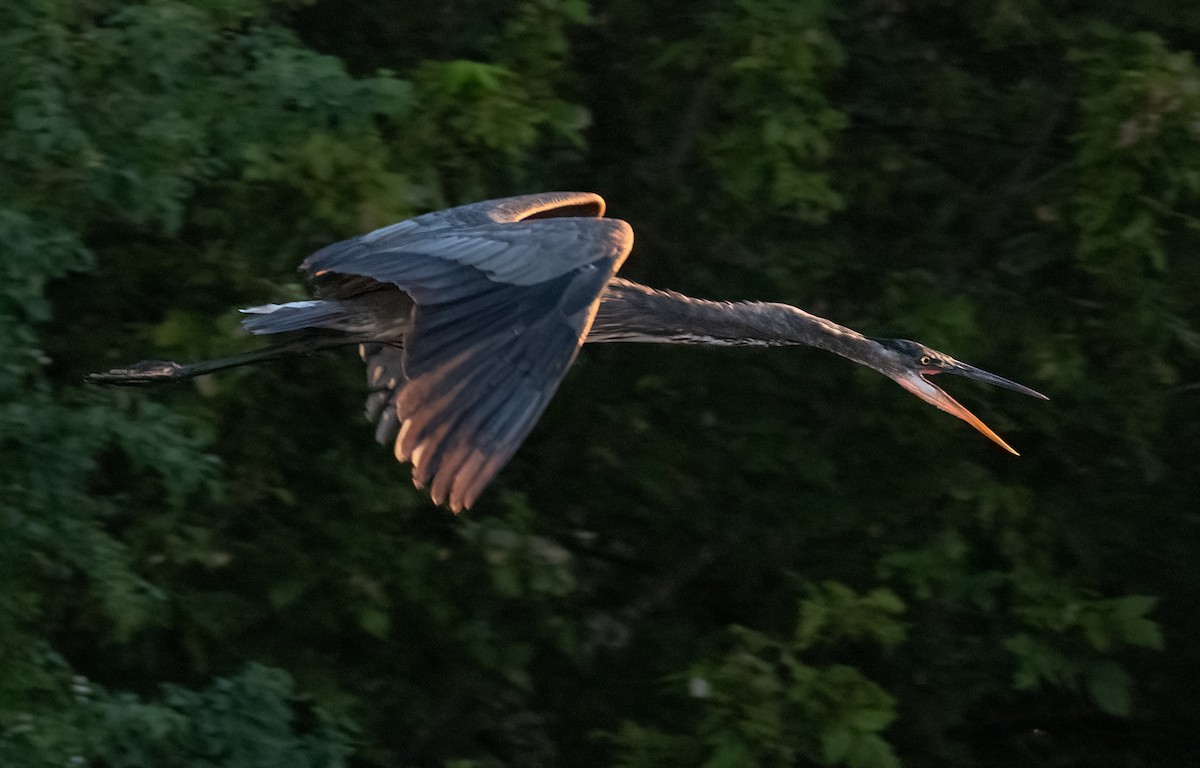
[{"xmin": 892, "ymin": 364, "xmax": 1047, "ymax": 456}]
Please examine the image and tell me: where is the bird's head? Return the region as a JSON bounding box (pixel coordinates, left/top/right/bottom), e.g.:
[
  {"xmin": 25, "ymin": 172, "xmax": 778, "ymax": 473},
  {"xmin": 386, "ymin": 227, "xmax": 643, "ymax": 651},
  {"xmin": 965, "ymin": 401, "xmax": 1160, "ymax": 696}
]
[{"xmin": 871, "ymin": 338, "xmax": 1048, "ymax": 455}]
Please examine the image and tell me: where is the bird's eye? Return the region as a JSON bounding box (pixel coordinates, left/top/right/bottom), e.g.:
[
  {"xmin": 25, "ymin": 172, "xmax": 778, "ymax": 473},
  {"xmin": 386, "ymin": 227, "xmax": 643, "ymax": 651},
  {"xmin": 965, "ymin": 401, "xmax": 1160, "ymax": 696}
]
[{"xmin": 919, "ymin": 355, "xmax": 933, "ymax": 366}]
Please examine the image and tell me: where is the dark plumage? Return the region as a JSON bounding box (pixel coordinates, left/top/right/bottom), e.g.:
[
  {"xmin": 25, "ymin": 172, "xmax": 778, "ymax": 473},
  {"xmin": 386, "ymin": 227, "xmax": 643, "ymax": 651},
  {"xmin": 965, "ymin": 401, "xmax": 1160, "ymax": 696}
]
[{"xmin": 89, "ymin": 192, "xmax": 1047, "ymax": 512}]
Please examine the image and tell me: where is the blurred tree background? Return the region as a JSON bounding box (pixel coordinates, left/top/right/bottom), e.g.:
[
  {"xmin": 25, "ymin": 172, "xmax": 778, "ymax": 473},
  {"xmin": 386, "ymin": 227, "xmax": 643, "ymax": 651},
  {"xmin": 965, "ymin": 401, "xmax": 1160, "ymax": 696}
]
[{"xmin": 2, "ymin": 0, "xmax": 1197, "ymax": 765}]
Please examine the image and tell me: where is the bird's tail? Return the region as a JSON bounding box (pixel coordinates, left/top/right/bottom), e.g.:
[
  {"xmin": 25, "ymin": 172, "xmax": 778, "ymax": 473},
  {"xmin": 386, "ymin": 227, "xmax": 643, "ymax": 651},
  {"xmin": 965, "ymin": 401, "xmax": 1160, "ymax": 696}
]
[
  {"xmin": 239, "ymin": 299, "xmax": 355, "ymax": 335},
  {"xmin": 88, "ymin": 300, "xmax": 361, "ymax": 387}
]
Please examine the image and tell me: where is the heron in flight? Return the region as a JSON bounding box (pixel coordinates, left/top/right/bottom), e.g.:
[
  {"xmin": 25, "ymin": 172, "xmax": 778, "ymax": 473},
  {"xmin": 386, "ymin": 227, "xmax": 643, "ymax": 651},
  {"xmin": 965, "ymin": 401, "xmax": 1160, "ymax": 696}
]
[{"xmin": 91, "ymin": 192, "xmax": 1047, "ymax": 512}]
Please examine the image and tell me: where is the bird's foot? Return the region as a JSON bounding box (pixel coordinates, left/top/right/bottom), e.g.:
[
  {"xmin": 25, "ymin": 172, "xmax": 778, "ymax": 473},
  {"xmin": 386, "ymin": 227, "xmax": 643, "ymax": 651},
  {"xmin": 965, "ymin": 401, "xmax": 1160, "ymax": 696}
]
[{"xmin": 86, "ymin": 360, "xmax": 188, "ymax": 386}]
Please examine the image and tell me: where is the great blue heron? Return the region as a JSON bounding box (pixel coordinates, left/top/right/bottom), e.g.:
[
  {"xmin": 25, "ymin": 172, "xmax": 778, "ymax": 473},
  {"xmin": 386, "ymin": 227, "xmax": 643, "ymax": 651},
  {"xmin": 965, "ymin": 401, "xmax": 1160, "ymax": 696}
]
[{"xmin": 90, "ymin": 192, "xmax": 1047, "ymax": 512}]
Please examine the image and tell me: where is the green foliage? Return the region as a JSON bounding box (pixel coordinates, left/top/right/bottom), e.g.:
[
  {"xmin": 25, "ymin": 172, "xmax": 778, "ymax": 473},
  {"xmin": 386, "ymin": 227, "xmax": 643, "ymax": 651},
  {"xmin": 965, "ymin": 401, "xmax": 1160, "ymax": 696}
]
[
  {"xmin": 794, "ymin": 582, "xmax": 907, "ymax": 651},
  {"xmin": 611, "ymin": 584, "xmax": 903, "ymax": 768},
  {"xmin": 0, "ymin": 211, "xmax": 90, "ymax": 332},
  {"xmin": 2, "ymin": 0, "xmax": 1196, "ymax": 766},
  {"xmin": 1070, "ymin": 27, "xmax": 1200, "ymax": 278},
  {"xmin": 460, "ymin": 498, "xmax": 577, "ymax": 601},
  {"xmin": 699, "ymin": 0, "xmax": 847, "ymax": 221},
  {"xmin": 0, "ymin": 663, "xmax": 351, "ymax": 768},
  {"xmin": 1006, "ymin": 585, "xmax": 1162, "ymax": 716}
]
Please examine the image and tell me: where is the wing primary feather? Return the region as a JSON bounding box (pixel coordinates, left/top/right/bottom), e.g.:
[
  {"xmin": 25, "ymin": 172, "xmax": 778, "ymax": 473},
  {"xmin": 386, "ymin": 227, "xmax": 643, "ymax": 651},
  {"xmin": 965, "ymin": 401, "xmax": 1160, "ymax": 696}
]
[
  {"xmin": 439, "ymin": 374, "xmax": 540, "ymax": 509},
  {"xmin": 412, "ymin": 288, "xmax": 527, "ymax": 337},
  {"xmin": 365, "ymin": 390, "xmax": 391, "ymax": 421},
  {"xmin": 404, "ymin": 302, "xmax": 530, "ymax": 376},
  {"xmin": 402, "ymin": 283, "xmax": 563, "ymax": 379},
  {"xmin": 396, "ymin": 353, "xmax": 490, "ymax": 462},
  {"xmin": 402, "ymin": 349, "xmax": 511, "ymax": 453},
  {"xmin": 396, "ymin": 372, "xmax": 473, "ymax": 462},
  {"xmin": 454, "ymin": 394, "xmax": 548, "ymax": 511},
  {"xmin": 409, "ymin": 361, "xmax": 519, "ymax": 492},
  {"xmin": 374, "ymin": 404, "xmax": 400, "ymax": 445}
]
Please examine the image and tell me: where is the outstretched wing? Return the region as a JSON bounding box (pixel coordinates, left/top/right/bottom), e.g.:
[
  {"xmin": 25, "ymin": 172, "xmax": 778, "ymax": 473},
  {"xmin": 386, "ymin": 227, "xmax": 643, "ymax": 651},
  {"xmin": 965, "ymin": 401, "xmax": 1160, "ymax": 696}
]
[{"xmin": 306, "ymin": 193, "xmax": 632, "ymax": 512}]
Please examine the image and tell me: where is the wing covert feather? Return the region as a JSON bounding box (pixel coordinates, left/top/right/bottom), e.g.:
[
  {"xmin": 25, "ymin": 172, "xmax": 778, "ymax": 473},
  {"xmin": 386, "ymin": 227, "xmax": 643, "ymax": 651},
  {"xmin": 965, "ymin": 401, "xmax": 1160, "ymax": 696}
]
[{"xmin": 305, "ymin": 218, "xmax": 631, "ymax": 288}]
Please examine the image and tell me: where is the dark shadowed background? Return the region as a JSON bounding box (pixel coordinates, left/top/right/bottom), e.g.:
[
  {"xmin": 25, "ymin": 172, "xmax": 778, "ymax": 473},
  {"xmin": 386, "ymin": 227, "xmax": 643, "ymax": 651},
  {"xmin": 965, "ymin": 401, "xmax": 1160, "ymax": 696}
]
[{"xmin": 2, "ymin": 1, "xmax": 1198, "ymax": 766}]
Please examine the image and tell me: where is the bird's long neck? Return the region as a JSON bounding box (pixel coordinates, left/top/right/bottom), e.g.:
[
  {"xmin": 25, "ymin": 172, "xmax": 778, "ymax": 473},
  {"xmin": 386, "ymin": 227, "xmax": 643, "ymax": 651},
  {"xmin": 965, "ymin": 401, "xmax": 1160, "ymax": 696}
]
[{"xmin": 589, "ymin": 278, "xmax": 878, "ymax": 364}]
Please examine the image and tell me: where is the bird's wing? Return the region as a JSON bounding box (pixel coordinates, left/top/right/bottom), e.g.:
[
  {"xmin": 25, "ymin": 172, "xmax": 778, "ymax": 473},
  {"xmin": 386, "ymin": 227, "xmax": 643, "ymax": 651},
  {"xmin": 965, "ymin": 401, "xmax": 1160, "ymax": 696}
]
[
  {"xmin": 305, "ymin": 214, "xmax": 633, "ymax": 512},
  {"xmin": 325, "ymin": 192, "xmax": 606, "ymax": 254}
]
